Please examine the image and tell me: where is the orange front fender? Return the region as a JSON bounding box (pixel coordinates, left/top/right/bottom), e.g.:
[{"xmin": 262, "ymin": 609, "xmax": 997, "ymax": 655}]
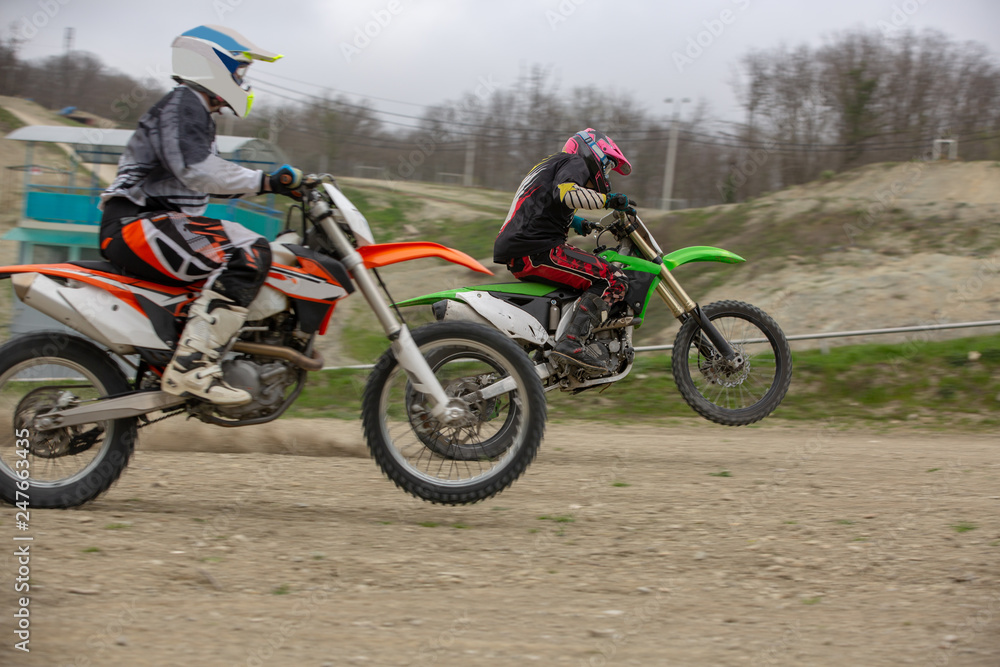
[{"xmin": 357, "ymin": 242, "xmax": 493, "ymax": 275}]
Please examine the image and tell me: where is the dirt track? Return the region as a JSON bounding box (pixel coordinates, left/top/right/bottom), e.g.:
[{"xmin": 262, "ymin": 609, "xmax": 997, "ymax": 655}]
[{"xmin": 1, "ymin": 419, "xmax": 998, "ymax": 666}]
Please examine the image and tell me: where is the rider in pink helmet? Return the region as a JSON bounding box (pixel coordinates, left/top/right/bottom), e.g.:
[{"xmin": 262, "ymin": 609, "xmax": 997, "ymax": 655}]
[
  {"xmin": 561, "ymin": 128, "xmax": 632, "ymax": 194},
  {"xmin": 494, "ymin": 128, "xmax": 636, "ymax": 372}
]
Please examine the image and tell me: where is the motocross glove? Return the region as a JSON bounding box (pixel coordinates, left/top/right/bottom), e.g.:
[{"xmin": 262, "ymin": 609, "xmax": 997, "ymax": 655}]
[
  {"xmin": 268, "ymin": 164, "xmax": 304, "ymax": 200},
  {"xmin": 570, "ymin": 215, "xmax": 599, "ymax": 236},
  {"xmin": 604, "ymin": 192, "xmax": 636, "ymax": 211}
]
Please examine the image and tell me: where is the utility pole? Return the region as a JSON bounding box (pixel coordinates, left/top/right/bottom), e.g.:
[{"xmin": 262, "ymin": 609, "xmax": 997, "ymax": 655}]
[
  {"xmin": 463, "ymin": 139, "xmax": 475, "ymax": 187},
  {"xmin": 61, "ymin": 28, "xmax": 75, "ymax": 109},
  {"xmin": 660, "ymin": 97, "xmax": 689, "ymax": 211}
]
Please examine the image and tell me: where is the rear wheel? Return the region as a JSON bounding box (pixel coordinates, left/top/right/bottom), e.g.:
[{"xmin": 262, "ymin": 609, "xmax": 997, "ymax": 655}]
[
  {"xmin": 362, "ymin": 322, "xmax": 545, "ymax": 505},
  {"xmin": 672, "ymin": 300, "xmax": 792, "ymax": 426},
  {"xmin": 0, "ymin": 333, "xmax": 137, "ymax": 508}
]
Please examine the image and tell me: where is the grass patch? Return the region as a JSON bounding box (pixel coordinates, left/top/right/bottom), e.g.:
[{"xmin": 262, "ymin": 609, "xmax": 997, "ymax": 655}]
[
  {"xmin": 82, "ymin": 547, "xmax": 100, "ymax": 553},
  {"xmin": 802, "ymin": 597, "xmax": 822, "ymax": 605},
  {"xmin": 418, "ymin": 521, "xmax": 440, "ymax": 528},
  {"xmin": 611, "ymin": 481, "xmax": 631, "ymax": 487},
  {"xmin": 952, "ymin": 522, "xmax": 977, "ymax": 533},
  {"xmin": 538, "ymin": 515, "xmax": 575, "ymax": 523},
  {"xmin": 708, "ymin": 471, "xmax": 732, "ymax": 478},
  {"xmin": 103, "ymin": 523, "xmax": 131, "ymax": 530},
  {"xmin": 452, "ymin": 523, "xmax": 472, "ymax": 529},
  {"xmin": 0, "ymin": 106, "xmax": 26, "ymax": 131},
  {"xmin": 272, "ymin": 584, "xmax": 291, "ymax": 595},
  {"xmin": 339, "ymin": 186, "xmax": 408, "ymax": 241}
]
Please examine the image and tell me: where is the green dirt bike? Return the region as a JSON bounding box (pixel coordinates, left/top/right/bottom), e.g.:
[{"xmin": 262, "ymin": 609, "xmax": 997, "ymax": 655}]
[{"xmin": 397, "ymin": 209, "xmax": 792, "ymax": 430}]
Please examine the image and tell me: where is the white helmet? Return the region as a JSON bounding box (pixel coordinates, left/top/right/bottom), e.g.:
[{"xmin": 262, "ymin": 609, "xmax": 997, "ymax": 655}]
[{"xmin": 171, "ymin": 25, "xmax": 281, "ymax": 118}]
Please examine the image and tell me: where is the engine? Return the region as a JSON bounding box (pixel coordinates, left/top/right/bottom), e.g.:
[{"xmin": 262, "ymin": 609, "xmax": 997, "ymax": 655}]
[
  {"xmin": 588, "ymin": 321, "xmax": 635, "ymax": 376},
  {"xmin": 214, "ymin": 358, "xmax": 299, "ymax": 420}
]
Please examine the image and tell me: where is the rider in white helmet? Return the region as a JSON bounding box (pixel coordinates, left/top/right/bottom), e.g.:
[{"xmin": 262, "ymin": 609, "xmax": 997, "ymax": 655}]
[{"xmin": 100, "ymin": 25, "xmax": 304, "ymax": 406}]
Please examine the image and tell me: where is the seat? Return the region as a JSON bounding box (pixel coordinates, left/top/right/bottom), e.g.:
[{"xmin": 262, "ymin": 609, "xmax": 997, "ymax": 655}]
[{"xmin": 67, "ymin": 260, "xmax": 125, "ymax": 275}]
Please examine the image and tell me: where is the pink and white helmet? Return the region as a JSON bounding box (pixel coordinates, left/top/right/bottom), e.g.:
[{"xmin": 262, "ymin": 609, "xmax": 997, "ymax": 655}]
[{"xmin": 561, "ymin": 128, "xmax": 632, "ymax": 193}]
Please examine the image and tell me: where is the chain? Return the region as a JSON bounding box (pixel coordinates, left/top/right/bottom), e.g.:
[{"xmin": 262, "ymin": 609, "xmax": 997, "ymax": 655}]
[{"xmin": 137, "ymin": 407, "xmax": 188, "ymax": 430}]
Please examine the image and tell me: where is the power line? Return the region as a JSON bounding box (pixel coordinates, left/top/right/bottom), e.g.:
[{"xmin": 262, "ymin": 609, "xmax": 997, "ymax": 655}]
[
  {"xmin": 253, "ymin": 70, "xmax": 452, "ymax": 110},
  {"xmin": 253, "ymin": 74, "xmax": 1000, "ymax": 155}
]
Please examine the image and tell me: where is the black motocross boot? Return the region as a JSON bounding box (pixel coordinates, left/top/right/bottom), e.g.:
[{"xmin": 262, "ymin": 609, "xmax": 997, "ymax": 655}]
[{"xmin": 550, "ymin": 292, "xmax": 610, "ymax": 372}]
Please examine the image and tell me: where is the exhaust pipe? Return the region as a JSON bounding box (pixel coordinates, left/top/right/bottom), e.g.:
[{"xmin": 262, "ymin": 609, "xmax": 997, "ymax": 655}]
[{"xmin": 232, "ymin": 342, "xmax": 325, "ymax": 371}]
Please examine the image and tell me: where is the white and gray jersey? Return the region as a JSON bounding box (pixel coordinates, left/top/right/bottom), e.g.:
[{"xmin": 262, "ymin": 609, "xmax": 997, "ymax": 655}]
[{"xmin": 101, "ymin": 85, "xmax": 264, "ymax": 217}]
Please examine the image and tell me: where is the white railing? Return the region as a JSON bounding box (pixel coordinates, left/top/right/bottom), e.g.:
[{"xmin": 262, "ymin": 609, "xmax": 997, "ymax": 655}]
[{"xmin": 322, "ymin": 319, "xmax": 1000, "ymax": 371}]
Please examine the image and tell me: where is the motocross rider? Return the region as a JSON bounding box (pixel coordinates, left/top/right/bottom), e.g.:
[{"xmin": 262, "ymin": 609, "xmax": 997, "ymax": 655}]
[
  {"xmin": 493, "ymin": 128, "xmax": 635, "ymax": 371},
  {"xmin": 99, "ymin": 25, "xmax": 304, "ymax": 407}
]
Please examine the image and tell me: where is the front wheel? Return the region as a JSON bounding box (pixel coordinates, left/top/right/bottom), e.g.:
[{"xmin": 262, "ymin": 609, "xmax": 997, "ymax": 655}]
[
  {"xmin": 362, "ymin": 322, "xmax": 546, "ymax": 505},
  {"xmin": 0, "ymin": 333, "xmax": 138, "ymax": 508},
  {"xmin": 672, "ymin": 300, "xmax": 792, "ymax": 426}
]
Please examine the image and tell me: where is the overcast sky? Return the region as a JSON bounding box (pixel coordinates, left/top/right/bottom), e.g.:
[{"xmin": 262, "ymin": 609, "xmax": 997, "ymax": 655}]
[{"xmin": 3, "ymin": 0, "xmax": 1000, "ymax": 127}]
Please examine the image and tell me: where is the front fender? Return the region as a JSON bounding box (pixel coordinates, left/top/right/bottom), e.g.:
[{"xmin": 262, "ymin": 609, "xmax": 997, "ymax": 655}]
[
  {"xmin": 662, "ymin": 246, "xmax": 745, "ymax": 270},
  {"xmin": 357, "ymin": 242, "xmax": 493, "ymax": 275}
]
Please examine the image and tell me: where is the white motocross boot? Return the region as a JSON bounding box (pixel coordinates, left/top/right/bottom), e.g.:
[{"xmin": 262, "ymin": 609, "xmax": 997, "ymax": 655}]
[{"xmin": 161, "ymin": 289, "xmax": 252, "ymax": 406}]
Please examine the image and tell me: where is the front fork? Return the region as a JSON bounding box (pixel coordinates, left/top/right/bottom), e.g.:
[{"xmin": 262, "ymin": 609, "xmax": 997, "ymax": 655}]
[
  {"xmin": 322, "ymin": 216, "xmax": 462, "ymax": 423},
  {"xmin": 629, "ymin": 230, "xmax": 737, "ymax": 361}
]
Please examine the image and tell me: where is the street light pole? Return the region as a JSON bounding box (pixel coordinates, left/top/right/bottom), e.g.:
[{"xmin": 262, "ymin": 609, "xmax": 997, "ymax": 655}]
[{"xmin": 661, "ymin": 97, "xmax": 689, "ymax": 211}]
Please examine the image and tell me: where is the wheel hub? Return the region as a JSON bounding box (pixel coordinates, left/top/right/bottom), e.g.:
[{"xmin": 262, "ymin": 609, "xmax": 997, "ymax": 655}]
[
  {"xmin": 14, "ymin": 388, "xmax": 102, "ymax": 458},
  {"xmin": 700, "ymin": 349, "xmax": 750, "ymax": 387}
]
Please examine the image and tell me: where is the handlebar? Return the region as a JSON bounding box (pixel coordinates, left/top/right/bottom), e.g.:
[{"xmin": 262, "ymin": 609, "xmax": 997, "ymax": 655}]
[{"xmin": 587, "ymin": 207, "xmax": 640, "ymax": 238}]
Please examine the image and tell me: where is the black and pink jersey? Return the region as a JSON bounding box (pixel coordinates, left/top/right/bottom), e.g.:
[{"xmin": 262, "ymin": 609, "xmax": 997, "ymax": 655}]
[{"xmin": 494, "ymin": 152, "xmax": 606, "ymax": 264}]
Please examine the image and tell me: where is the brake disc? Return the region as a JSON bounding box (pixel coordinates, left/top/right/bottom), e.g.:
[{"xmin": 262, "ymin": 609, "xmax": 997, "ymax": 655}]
[{"xmin": 14, "ymin": 387, "xmax": 103, "ymax": 458}]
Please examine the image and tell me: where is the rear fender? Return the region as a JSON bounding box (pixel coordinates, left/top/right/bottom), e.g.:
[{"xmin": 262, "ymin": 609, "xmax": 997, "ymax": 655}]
[
  {"xmin": 448, "ymin": 291, "xmax": 549, "ymax": 346},
  {"xmin": 8, "ymin": 272, "xmax": 166, "ymax": 353},
  {"xmin": 395, "ymin": 281, "xmax": 556, "ymax": 308}
]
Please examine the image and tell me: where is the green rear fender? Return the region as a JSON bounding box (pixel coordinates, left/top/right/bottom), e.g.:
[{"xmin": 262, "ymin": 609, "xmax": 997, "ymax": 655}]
[{"xmin": 394, "ymin": 281, "xmax": 556, "ymax": 307}]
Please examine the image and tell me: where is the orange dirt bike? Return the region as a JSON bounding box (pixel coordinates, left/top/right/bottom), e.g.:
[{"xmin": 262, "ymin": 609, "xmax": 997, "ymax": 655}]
[{"xmin": 0, "ymin": 176, "xmax": 545, "ymax": 508}]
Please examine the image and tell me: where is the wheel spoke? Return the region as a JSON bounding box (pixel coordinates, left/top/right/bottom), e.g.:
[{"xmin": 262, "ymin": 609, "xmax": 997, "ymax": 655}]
[
  {"xmin": 0, "ymin": 360, "xmax": 112, "ymax": 486},
  {"xmin": 375, "ymin": 337, "xmax": 528, "ymax": 485}
]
